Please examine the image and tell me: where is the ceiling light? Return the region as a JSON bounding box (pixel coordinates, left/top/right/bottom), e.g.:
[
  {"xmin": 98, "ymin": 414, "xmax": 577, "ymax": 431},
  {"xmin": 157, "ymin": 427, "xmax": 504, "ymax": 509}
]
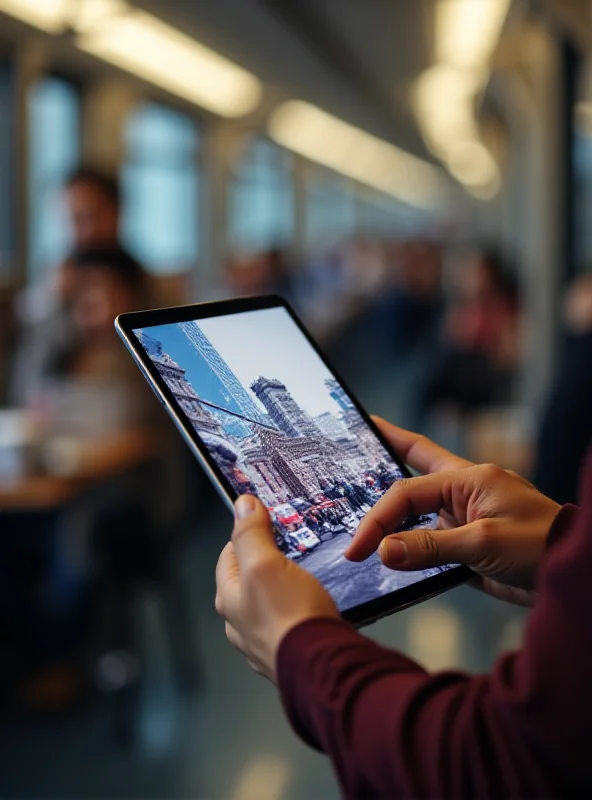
[
  {"xmin": 446, "ymin": 141, "xmax": 500, "ymax": 195},
  {"xmin": 269, "ymin": 101, "xmax": 447, "ymax": 210},
  {"xmin": 77, "ymin": 8, "xmax": 262, "ymax": 118},
  {"xmin": 412, "ymin": 0, "xmax": 510, "ymax": 198},
  {"xmin": 0, "ymin": 0, "xmax": 69, "ymax": 33},
  {"xmin": 436, "ymin": 0, "xmax": 511, "ymax": 70},
  {"xmin": 72, "ymin": 0, "xmax": 129, "ymax": 33},
  {"xmin": 414, "ymin": 65, "xmax": 484, "ymax": 157}
]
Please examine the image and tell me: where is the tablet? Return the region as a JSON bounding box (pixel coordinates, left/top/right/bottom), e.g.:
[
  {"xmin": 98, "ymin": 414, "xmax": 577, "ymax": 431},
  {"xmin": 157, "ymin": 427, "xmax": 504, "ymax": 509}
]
[{"xmin": 116, "ymin": 295, "xmax": 469, "ymax": 626}]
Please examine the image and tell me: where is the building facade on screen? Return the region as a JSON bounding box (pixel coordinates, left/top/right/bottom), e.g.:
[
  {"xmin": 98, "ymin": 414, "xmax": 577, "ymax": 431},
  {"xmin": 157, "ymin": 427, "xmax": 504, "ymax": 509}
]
[{"xmin": 142, "ymin": 332, "xmax": 402, "ymax": 511}]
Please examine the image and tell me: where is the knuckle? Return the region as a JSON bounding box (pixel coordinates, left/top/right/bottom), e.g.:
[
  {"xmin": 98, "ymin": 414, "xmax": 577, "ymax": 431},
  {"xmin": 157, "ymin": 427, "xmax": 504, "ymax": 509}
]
[
  {"xmin": 473, "ymin": 518, "xmax": 497, "ymax": 545},
  {"xmin": 505, "ymin": 469, "xmax": 534, "ymax": 488},
  {"xmin": 245, "ymin": 554, "xmax": 278, "ymax": 582},
  {"xmin": 365, "ymin": 512, "xmax": 386, "ymax": 537},
  {"xmin": 413, "ymin": 434, "xmax": 429, "ymax": 452},
  {"xmin": 231, "ymin": 519, "xmax": 249, "ymax": 541},
  {"xmin": 214, "ymin": 593, "xmax": 224, "ymax": 616},
  {"xmin": 415, "ymin": 528, "xmax": 440, "ymax": 563},
  {"xmin": 477, "ymin": 463, "xmax": 505, "ymax": 484}
]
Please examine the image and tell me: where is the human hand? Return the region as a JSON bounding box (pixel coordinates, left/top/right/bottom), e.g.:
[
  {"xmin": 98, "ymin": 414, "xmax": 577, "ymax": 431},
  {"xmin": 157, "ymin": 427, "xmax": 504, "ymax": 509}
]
[
  {"xmin": 345, "ymin": 419, "xmax": 561, "ymax": 607},
  {"xmin": 215, "ymin": 494, "xmax": 339, "ymax": 682}
]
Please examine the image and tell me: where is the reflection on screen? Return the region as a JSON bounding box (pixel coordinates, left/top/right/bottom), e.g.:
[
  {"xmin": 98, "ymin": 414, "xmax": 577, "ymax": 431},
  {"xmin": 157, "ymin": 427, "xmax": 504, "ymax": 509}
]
[{"xmin": 134, "ymin": 307, "xmax": 450, "ymax": 612}]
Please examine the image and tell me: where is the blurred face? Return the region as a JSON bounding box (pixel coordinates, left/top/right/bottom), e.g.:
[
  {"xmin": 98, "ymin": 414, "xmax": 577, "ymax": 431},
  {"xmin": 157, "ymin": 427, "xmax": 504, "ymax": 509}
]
[
  {"xmin": 64, "ymin": 182, "xmax": 119, "ymax": 249},
  {"xmin": 455, "ymin": 256, "xmax": 495, "ymax": 302},
  {"xmin": 71, "ymin": 267, "xmax": 135, "ymax": 337}
]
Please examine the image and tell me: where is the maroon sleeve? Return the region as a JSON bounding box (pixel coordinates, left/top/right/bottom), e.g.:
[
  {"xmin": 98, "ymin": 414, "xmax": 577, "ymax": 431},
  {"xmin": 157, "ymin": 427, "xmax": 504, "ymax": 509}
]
[{"xmin": 277, "ymin": 490, "xmax": 591, "ymax": 798}]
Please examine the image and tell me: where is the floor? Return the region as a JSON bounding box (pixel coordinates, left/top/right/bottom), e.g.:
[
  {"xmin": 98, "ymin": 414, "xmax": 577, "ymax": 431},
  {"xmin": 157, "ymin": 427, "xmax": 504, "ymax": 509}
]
[{"xmin": 0, "ymin": 334, "xmax": 530, "ymax": 800}]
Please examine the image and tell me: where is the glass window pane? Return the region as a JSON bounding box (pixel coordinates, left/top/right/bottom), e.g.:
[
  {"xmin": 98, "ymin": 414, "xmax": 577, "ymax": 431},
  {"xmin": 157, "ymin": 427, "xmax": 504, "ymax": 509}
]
[
  {"xmin": 122, "ymin": 163, "xmax": 198, "ymax": 268},
  {"xmin": 305, "ymin": 170, "xmax": 356, "ymax": 243},
  {"xmin": 575, "ymin": 103, "xmax": 592, "ymax": 271},
  {"xmin": 229, "ymin": 137, "xmax": 294, "ymax": 250},
  {"xmin": 0, "ymin": 59, "xmax": 13, "ymax": 278},
  {"xmin": 122, "ymin": 102, "xmax": 200, "ymax": 275},
  {"xmin": 28, "ymin": 77, "xmax": 80, "ymax": 278},
  {"xmin": 125, "ymin": 103, "xmax": 198, "ymax": 164}
]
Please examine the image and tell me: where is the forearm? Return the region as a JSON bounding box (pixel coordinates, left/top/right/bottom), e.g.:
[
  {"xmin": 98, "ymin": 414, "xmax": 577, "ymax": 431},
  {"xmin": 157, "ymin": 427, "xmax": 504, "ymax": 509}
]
[
  {"xmin": 277, "ymin": 618, "xmax": 472, "ymax": 798},
  {"xmin": 277, "ymin": 504, "xmax": 586, "ymax": 799}
]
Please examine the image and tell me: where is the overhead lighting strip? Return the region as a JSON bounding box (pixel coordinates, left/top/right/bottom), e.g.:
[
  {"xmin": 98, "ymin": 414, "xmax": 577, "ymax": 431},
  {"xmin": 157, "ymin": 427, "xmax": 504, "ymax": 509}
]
[
  {"xmin": 414, "ymin": 0, "xmax": 510, "ymax": 199},
  {"xmin": 0, "ymin": 0, "xmax": 262, "ymax": 118},
  {"xmin": 269, "ymin": 101, "xmax": 448, "ymax": 210}
]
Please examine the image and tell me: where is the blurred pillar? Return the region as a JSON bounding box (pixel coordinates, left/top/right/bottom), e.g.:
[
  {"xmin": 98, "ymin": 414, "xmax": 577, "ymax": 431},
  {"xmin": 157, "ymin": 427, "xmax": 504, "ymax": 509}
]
[
  {"xmin": 0, "ymin": 57, "xmax": 14, "ymax": 280},
  {"xmin": 82, "ymin": 79, "xmax": 138, "ymax": 173},
  {"xmin": 291, "ymin": 156, "xmax": 308, "ymax": 261},
  {"xmin": 559, "ymin": 38, "xmax": 579, "ymax": 285},
  {"xmin": 503, "ymin": 24, "xmax": 565, "ymax": 411},
  {"xmin": 199, "ymin": 120, "xmax": 237, "ymax": 297}
]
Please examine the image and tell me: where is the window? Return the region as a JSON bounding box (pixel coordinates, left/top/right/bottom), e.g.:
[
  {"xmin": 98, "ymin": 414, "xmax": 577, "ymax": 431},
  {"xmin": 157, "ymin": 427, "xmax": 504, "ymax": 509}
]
[
  {"xmin": 356, "ymin": 192, "xmax": 418, "ymax": 237},
  {"xmin": 229, "ymin": 137, "xmax": 293, "ymax": 250},
  {"xmin": 0, "ymin": 59, "xmax": 13, "ymax": 278},
  {"xmin": 305, "ymin": 169, "xmax": 356, "ymax": 244},
  {"xmin": 574, "ymin": 100, "xmax": 592, "ymax": 271},
  {"xmin": 122, "ymin": 102, "xmax": 200, "ymax": 275},
  {"xmin": 28, "ymin": 76, "xmax": 80, "ymax": 277}
]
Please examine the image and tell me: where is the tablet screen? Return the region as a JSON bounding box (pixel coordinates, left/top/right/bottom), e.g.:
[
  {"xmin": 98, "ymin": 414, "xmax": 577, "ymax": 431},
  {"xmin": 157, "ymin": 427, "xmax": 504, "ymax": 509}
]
[{"xmin": 133, "ymin": 307, "xmax": 451, "ymax": 612}]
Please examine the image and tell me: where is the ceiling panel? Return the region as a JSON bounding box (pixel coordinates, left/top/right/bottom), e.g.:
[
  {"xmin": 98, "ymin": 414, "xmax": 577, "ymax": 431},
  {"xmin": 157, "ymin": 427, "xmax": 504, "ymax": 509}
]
[{"xmin": 135, "ymin": 0, "xmax": 435, "ymax": 159}]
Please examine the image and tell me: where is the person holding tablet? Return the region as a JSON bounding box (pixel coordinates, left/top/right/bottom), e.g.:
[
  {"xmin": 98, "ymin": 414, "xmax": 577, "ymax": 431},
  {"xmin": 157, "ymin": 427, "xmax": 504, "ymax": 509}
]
[{"xmin": 215, "ymin": 417, "xmax": 591, "ymax": 799}]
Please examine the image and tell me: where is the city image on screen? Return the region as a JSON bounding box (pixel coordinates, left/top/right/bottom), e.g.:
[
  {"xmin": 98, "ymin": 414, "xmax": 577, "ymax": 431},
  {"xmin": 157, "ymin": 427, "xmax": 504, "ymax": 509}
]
[{"xmin": 134, "ymin": 307, "xmax": 449, "ymax": 612}]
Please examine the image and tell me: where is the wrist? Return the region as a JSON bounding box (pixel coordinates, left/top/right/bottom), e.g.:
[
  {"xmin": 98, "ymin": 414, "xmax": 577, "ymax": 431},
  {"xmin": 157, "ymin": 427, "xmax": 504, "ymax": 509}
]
[
  {"xmin": 546, "ymin": 504, "xmax": 580, "ymax": 550},
  {"xmin": 274, "ymin": 614, "xmax": 343, "ymax": 681}
]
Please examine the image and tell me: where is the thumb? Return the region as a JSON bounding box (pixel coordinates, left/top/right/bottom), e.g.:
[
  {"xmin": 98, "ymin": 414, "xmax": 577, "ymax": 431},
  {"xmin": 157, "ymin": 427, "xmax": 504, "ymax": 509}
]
[
  {"xmin": 378, "ymin": 523, "xmax": 479, "ymax": 571},
  {"xmin": 231, "ymin": 494, "xmax": 279, "ymax": 570}
]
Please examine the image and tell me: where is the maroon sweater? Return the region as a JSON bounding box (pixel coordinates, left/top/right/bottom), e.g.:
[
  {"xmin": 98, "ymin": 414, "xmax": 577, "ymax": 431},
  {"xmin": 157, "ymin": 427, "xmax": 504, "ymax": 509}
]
[{"xmin": 277, "ymin": 458, "xmax": 592, "ymax": 799}]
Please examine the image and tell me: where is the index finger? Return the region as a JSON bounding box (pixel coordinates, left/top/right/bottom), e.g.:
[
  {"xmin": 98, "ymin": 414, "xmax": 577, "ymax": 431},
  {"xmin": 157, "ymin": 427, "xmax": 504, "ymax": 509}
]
[
  {"xmin": 345, "ymin": 470, "xmax": 462, "ymax": 562},
  {"xmin": 372, "ymin": 417, "xmax": 473, "ymax": 474}
]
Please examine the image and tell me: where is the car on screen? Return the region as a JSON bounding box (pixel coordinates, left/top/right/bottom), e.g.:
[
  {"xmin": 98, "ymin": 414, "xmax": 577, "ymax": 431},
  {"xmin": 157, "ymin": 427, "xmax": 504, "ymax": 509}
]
[
  {"xmin": 289, "ymin": 526, "xmax": 321, "ymax": 552},
  {"xmin": 273, "ymin": 503, "xmax": 302, "ymax": 527}
]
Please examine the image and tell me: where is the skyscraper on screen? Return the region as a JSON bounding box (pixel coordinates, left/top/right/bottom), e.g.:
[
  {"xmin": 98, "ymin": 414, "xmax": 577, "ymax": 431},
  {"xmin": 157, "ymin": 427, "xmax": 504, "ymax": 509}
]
[
  {"xmin": 179, "ymin": 321, "xmax": 266, "ymax": 436},
  {"xmin": 251, "ymin": 377, "xmax": 320, "ymax": 439},
  {"xmin": 325, "ymin": 378, "xmax": 355, "ymax": 414}
]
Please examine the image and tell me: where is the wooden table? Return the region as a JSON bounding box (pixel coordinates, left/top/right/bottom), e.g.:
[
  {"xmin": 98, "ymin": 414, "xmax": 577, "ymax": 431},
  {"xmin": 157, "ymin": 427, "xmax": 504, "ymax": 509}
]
[{"xmin": 0, "ymin": 475, "xmax": 85, "ymax": 511}]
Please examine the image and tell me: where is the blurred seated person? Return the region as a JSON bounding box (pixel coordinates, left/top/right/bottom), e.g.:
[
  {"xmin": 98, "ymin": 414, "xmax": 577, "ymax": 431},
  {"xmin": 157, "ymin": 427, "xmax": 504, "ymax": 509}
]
[
  {"xmin": 532, "ymin": 274, "xmax": 592, "ymax": 505},
  {"xmin": 2, "ymin": 246, "xmax": 163, "ymax": 708},
  {"xmin": 16, "ymin": 167, "xmax": 123, "ymax": 329},
  {"xmin": 11, "ymin": 246, "xmax": 150, "ymax": 421},
  {"xmin": 11, "ymin": 167, "xmax": 133, "ymax": 404},
  {"xmin": 420, "ymin": 248, "xmax": 521, "ymax": 423}
]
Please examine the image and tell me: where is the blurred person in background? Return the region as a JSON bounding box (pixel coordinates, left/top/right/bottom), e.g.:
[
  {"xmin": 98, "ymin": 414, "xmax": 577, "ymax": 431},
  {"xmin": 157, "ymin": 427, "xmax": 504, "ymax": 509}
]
[
  {"xmin": 385, "ymin": 240, "xmax": 443, "ymax": 356},
  {"xmin": 15, "ymin": 168, "xmax": 124, "ymax": 327},
  {"xmin": 10, "ymin": 168, "xmax": 132, "ymax": 406},
  {"xmin": 1, "ymin": 245, "xmax": 164, "ymax": 710},
  {"xmin": 418, "ymin": 247, "xmax": 522, "ymax": 436},
  {"xmin": 36, "ymin": 245, "xmax": 150, "ymax": 420},
  {"xmin": 532, "ymin": 273, "xmax": 592, "ymax": 504},
  {"xmin": 225, "ymin": 247, "xmax": 295, "ymax": 302},
  {"xmin": 64, "ymin": 168, "xmax": 121, "ymax": 251}
]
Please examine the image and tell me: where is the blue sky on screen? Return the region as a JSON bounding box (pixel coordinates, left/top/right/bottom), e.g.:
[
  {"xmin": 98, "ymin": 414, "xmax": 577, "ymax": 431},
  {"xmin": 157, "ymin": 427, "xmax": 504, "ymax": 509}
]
[{"xmin": 142, "ymin": 307, "xmax": 342, "ymax": 417}]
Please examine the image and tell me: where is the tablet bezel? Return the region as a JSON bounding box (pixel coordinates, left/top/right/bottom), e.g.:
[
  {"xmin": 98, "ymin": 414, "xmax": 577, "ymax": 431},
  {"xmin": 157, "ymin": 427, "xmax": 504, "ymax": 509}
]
[{"xmin": 116, "ymin": 294, "xmax": 471, "ymax": 626}]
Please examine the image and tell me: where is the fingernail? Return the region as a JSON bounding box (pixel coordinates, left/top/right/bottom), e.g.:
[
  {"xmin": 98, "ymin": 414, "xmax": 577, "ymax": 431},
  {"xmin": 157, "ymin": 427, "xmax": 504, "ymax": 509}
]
[
  {"xmin": 235, "ymin": 494, "xmax": 256, "ymax": 519},
  {"xmin": 379, "ymin": 537, "xmax": 408, "ymax": 566}
]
